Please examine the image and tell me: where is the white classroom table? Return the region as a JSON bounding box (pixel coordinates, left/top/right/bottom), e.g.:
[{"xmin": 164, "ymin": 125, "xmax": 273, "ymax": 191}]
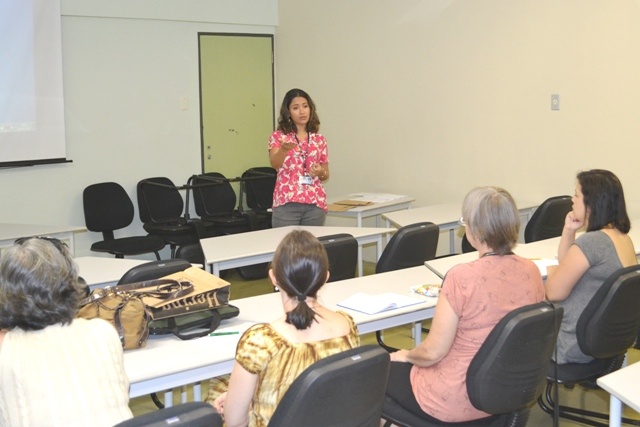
[
  {"xmin": 426, "ymin": 223, "xmax": 640, "ymax": 280},
  {"xmin": 597, "ymin": 361, "xmax": 640, "ymax": 427},
  {"xmin": 424, "ymin": 237, "xmax": 562, "ymax": 279},
  {"xmin": 75, "ymin": 256, "xmax": 149, "ymax": 289},
  {"xmin": 200, "ymin": 225, "xmax": 395, "ymax": 277},
  {"xmin": 125, "ymin": 265, "xmax": 441, "ymax": 405},
  {"xmin": 327, "ymin": 193, "xmax": 415, "ymax": 227},
  {"xmin": 382, "ymin": 201, "xmax": 538, "ymax": 254},
  {"xmin": 0, "ymin": 223, "xmax": 86, "ymax": 256}
]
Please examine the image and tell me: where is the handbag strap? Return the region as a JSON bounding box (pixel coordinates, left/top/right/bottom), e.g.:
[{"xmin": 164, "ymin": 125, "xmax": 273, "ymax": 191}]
[
  {"xmin": 133, "ymin": 280, "xmax": 194, "ymax": 300},
  {"xmin": 80, "ymin": 279, "xmax": 193, "ymax": 306}
]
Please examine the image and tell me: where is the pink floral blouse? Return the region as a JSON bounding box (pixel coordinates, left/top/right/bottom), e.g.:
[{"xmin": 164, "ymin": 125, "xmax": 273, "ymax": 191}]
[{"xmin": 268, "ymin": 130, "xmax": 329, "ymax": 212}]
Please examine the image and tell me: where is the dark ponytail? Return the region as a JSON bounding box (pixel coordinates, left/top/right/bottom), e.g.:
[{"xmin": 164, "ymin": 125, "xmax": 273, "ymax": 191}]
[{"xmin": 272, "ymin": 230, "xmax": 329, "ymax": 330}]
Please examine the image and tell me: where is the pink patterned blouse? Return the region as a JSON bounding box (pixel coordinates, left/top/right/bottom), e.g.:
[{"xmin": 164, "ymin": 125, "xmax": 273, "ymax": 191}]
[
  {"xmin": 410, "ymin": 254, "xmax": 545, "ymax": 422},
  {"xmin": 268, "ymin": 130, "xmax": 329, "ymax": 212}
]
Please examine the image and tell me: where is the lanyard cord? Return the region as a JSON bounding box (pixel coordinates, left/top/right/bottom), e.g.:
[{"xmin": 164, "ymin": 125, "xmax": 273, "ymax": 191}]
[{"xmin": 294, "ymin": 132, "xmax": 311, "ymax": 174}]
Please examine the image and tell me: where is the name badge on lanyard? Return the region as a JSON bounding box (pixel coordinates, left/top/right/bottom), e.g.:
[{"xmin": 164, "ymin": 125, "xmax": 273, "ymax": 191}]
[
  {"xmin": 296, "ymin": 132, "xmax": 313, "ymax": 186},
  {"xmin": 299, "ymin": 175, "xmax": 313, "ymax": 185}
]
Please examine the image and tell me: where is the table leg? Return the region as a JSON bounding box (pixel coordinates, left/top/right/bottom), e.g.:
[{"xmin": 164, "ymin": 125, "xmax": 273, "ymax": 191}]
[
  {"xmin": 609, "ymin": 395, "xmax": 622, "ymax": 427},
  {"xmin": 449, "ymin": 229, "xmax": 455, "ymax": 254},
  {"xmin": 357, "ymin": 246, "xmax": 363, "ymax": 277},
  {"xmin": 164, "ymin": 390, "xmax": 173, "ymax": 407},
  {"xmin": 413, "ymin": 323, "xmax": 422, "ymax": 346},
  {"xmin": 193, "ymin": 383, "xmax": 202, "ymax": 401}
]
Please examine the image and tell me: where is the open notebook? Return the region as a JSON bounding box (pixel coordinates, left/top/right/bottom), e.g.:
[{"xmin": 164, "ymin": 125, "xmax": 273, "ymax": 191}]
[{"xmin": 337, "ymin": 292, "xmax": 425, "ymax": 315}]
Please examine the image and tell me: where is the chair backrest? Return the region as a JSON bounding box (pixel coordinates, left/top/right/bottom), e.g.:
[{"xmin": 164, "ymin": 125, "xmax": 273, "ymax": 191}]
[
  {"xmin": 137, "ymin": 177, "xmax": 184, "ymax": 224},
  {"xmin": 376, "ymin": 222, "xmax": 439, "ymax": 274},
  {"xmin": 318, "ymin": 233, "xmax": 358, "ymax": 282},
  {"xmin": 576, "ymin": 265, "xmax": 640, "ymax": 359},
  {"xmin": 467, "ymin": 302, "xmax": 563, "ymax": 414},
  {"xmin": 267, "ymin": 345, "xmax": 390, "ymax": 427},
  {"xmin": 461, "ymin": 232, "xmax": 475, "ymax": 253},
  {"xmin": 117, "ymin": 258, "xmax": 191, "ymax": 285},
  {"xmin": 113, "ymin": 402, "xmax": 222, "ymax": 427},
  {"xmin": 192, "ymin": 172, "xmax": 237, "ymax": 217},
  {"xmin": 242, "ymin": 166, "xmax": 276, "ymax": 210},
  {"xmin": 83, "ymin": 182, "xmax": 134, "ymax": 238},
  {"xmin": 524, "ymin": 195, "xmax": 572, "ymax": 243}
]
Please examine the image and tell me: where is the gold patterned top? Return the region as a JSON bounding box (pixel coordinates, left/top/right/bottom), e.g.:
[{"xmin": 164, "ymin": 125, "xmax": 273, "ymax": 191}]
[{"xmin": 237, "ymin": 311, "xmax": 359, "ymax": 426}]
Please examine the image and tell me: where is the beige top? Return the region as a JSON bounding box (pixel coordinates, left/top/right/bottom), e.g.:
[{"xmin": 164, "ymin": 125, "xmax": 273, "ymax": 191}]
[{"xmin": 0, "ymin": 318, "xmax": 132, "ymax": 427}]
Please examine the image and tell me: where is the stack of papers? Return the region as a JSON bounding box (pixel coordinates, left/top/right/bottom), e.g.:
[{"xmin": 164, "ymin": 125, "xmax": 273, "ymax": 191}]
[
  {"xmin": 352, "ymin": 193, "xmax": 407, "ymax": 203},
  {"xmin": 531, "ymin": 258, "xmax": 558, "ymax": 277},
  {"xmin": 337, "ymin": 292, "xmax": 424, "ymax": 315}
]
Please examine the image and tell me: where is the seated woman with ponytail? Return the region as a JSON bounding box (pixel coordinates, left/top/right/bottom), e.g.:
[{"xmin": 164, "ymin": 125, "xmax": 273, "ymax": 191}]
[{"xmin": 207, "ymin": 230, "xmax": 360, "ymax": 427}]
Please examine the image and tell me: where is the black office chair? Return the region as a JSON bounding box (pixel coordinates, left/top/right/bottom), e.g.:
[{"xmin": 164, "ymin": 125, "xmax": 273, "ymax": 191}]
[
  {"xmin": 524, "ymin": 195, "xmax": 572, "ymax": 243},
  {"xmin": 461, "ymin": 233, "xmax": 475, "ymax": 253},
  {"xmin": 267, "ymin": 345, "xmax": 390, "ymax": 427},
  {"xmin": 538, "ymin": 265, "xmax": 640, "ymax": 427},
  {"xmin": 137, "ymin": 177, "xmax": 200, "ymax": 258},
  {"xmin": 191, "ymin": 172, "xmax": 253, "ymax": 235},
  {"xmin": 240, "ymin": 166, "xmax": 276, "ymax": 230},
  {"xmin": 82, "ymin": 182, "xmax": 166, "ymax": 260},
  {"xmin": 113, "ymin": 402, "xmax": 222, "ymax": 427},
  {"xmin": 318, "ymin": 233, "xmax": 358, "ymax": 282},
  {"xmin": 375, "ymin": 222, "xmax": 439, "ymax": 351},
  {"xmin": 376, "ymin": 222, "xmax": 439, "ymax": 274},
  {"xmin": 383, "ymin": 302, "xmax": 563, "ymax": 427}
]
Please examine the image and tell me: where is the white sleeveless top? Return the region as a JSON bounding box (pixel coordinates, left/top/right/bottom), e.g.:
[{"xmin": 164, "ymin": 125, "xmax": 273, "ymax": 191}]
[{"xmin": 0, "ymin": 318, "xmax": 132, "ymax": 427}]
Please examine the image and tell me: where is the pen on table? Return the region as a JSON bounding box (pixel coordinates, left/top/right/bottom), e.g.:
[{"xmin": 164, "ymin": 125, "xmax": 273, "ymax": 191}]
[{"xmin": 209, "ymin": 331, "xmax": 239, "ymax": 337}]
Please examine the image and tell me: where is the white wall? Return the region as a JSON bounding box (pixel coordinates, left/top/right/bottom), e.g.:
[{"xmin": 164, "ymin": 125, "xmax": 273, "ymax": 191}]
[
  {"xmin": 0, "ymin": 0, "xmax": 277, "ymax": 258},
  {"xmin": 276, "ymin": 0, "xmax": 640, "ymax": 220},
  {"xmin": 3, "ymin": 1, "xmax": 640, "ymax": 259}
]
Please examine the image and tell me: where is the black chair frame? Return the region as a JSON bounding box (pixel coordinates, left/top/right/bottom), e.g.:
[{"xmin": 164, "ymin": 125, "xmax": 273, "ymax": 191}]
[
  {"xmin": 137, "ymin": 178, "xmax": 200, "ymax": 258},
  {"xmin": 537, "ymin": 265, "xmax": 640, "ymax": 427}
]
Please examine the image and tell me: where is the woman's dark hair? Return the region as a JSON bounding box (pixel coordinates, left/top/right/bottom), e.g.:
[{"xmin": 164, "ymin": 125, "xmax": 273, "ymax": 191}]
[
  {"xmin": 276, "ymin": 88, "xmax": 321, "ymax": 134},
  {"xmin": 0, "ymin": 237, "xmax": 86, "ymax": 331},
  {"xmin": 577, "ymin": 169, "xmax": 630, "ymax": 233},
  {"xmin": 271, "ymin": 230, "xmax": 329, "ymax": 330}
]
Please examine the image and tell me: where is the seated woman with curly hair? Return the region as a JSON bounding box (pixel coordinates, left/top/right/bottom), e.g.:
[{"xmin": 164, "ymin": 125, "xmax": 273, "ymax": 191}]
[{"xmin": 0, "ymin": 237, "xmax": 133, "ymax": 427}]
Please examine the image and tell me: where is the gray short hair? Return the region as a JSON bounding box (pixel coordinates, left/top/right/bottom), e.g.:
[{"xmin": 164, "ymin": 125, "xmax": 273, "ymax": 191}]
[
  {"xmin": 461, "ymin": 186, "xmax": 519, "ymax": 255},
  {"xmin": 0, "ymin": 238, "xmax": 85, "ymax": 330}
]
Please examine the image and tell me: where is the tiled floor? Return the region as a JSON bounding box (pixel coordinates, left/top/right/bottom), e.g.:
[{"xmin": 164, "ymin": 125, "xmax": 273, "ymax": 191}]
[{"xmin": 129, "ymin": 265, "xmax": 640, "ymax": 425}]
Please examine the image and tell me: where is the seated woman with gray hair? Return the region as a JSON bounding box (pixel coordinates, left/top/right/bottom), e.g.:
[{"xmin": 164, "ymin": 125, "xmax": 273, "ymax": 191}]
[
  {"xmin": 0, "ymin": 237, "xmax": 133, "ymax": 427},
  {"xmin": 383, "ymin": 186, "xmax": 546, "ymax": 423}
]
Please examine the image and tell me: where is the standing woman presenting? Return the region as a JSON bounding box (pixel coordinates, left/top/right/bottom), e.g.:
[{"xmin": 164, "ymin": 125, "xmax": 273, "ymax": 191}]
[{"xmin": 269, "ymin": 88, "xmax": 330, "ymax": 227}]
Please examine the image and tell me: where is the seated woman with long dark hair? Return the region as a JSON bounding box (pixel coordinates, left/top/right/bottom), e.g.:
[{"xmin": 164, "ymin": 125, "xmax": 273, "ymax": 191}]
[{"xmin": 546, "ymin": 169, "xmax": 636, "ymax": 363}]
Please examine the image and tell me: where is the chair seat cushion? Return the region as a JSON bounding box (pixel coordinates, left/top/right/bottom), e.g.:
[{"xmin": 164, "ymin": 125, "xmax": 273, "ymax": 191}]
[
  {"xmin": 548, "ymin": 356, "xmax": 618, "ymax": 385},
  {"xmin": 382, "ymin": 396, "xmax": 506, "ymax": 427},
  {"xmin": 201, "ymin": 214, "xmax": 250, "ymax": 226},
  {"xmin": 91, "ymin": 236, "xmax": 166, "ymax": 256},
  {"xmin": 142, "ymin": 223, "xmax": 198, "ymax": 245}
]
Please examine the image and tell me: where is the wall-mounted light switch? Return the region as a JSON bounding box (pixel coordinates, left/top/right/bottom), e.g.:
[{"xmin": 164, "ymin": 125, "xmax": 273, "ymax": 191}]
[{"xmin": 551, "ymin": 94, "xmax": 560, "ymax": 111}]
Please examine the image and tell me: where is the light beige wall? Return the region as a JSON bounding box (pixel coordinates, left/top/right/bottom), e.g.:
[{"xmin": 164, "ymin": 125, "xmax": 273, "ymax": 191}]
[
  {"xmin": 0, "ymin": 0, "xmax": 277, "ymax": 258},
  {"xmin": 276, "ymin": 0, "xmax": 640, "ymax": 217}
]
